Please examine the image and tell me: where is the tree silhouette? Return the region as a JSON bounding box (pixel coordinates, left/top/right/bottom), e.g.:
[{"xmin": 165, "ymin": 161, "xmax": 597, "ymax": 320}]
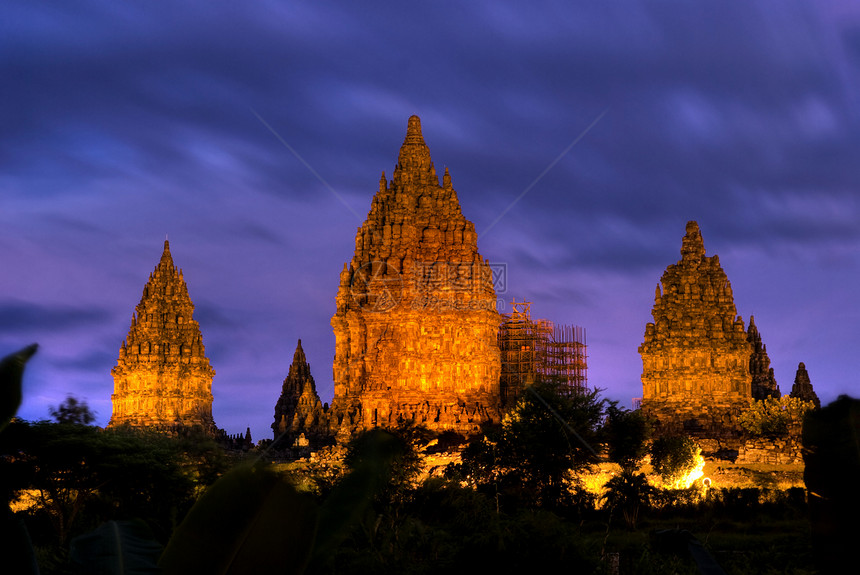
[{"xmin": 49, "ymin": 395, "xmax": 95, "ymax": 425}]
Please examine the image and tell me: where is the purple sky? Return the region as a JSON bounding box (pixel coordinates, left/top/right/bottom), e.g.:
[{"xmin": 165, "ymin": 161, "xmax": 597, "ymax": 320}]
[{"xmin": 2, "ymin": 1, "xmax": 858, "ymax": 441}]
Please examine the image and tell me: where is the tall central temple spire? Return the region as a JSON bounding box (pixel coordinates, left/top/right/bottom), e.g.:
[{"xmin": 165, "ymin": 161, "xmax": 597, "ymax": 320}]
[
  {"xmin": 639, "ymin": 221, "xmax": 751, "ymax": 437},
  {"xmin": 329, "ymin": 115, "xmax": 501, "ymax": 437},
  {"xmin": 394, "ymin": 115, "xmax": 433, "ymax": 181},
  {"xmin": 109, "ymin": 241, "xmax": 215, "ymax": 433}
]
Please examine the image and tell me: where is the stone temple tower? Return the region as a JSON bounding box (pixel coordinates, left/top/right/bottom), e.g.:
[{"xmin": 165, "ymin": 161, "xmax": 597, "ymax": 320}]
[
  {"xmin": 272, "ymin": 339, "xmax": 328, "ymax": 444},
  {"xmin": 329, "ymin": 115, "xmax": 502, "ymax": 437},
  {"xmin": 639, "ymin": 221, "xmax": 751, "ymax": 436},
  {"xmin": 109, "ymin": 240, "xmax": 215, "ymax": 433}
]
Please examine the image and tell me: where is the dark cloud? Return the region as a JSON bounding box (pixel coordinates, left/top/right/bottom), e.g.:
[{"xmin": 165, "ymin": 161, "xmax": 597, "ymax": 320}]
[
  {"xmin": 3, "ymin": 0, "xmax": 859, "ymax": 440},
  {"xmin": 0, "ymin": 301, "xmax": 112, "ymax": 334}
]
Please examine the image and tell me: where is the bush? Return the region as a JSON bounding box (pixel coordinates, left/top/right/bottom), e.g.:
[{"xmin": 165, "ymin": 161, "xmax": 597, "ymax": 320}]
[
  {"xmin": 738, "ymin": 395, "xmax": 816, "ymax": 436},
  {"xmin": 454, "ymin": 382, "xmax": 605, "ymax": 510},
  {"xmin": 605, "ymin": 404, "xmax": 651, "ymax": 471},
  {"xmin": 650, "ymin": 436, "xmax": 703, "ymax": 489}
]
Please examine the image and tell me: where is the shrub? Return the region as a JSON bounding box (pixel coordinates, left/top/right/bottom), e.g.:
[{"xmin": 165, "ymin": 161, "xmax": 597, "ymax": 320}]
[
  {"xmin": 604, "ymin": 404, "xmax": 651, "ymax": 471},
  {"xmin": 738, "ymin": 395, "xmax": 816, "ymax": 436},
  {"xmin": 650, "ymin": 436, "xmax": 703, "ymax": 489}
]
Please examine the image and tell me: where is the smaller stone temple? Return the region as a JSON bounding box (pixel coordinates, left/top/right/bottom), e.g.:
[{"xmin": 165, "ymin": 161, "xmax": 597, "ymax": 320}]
[
  {"xmin": 271, "ymin": 339, "xmax": 329, "ymax": 446},
  {"xmin": 789, "ymin": 362, "xmax": 820, "ymax": 408},
  {"xmin": 639, "ymin": 221, "xmax": 751, "ymax": 437},
  {"xmin": 109, "ymin": 240, "xmax": 216, "ymax": 433},
  {"xmin": 747, "ymin": 316, "xmax": 780, "ymax": 400}
]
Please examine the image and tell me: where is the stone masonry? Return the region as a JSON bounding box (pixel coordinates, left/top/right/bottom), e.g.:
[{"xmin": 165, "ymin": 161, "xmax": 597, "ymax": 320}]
[
  {"xmin": 789, "ymin": 361, "xmax": 820, "ymax": 408},
  {"xmin": 272, "ymin": 339, "xmax": 329, "ymax": 445},
  {"xmin": 747, "ymin": 315, "xmax": 780, "ymax": 400},
  {"xmin": 329, "ymin": 116, "xmax": 502, "ymax": 438},
  {"xmin": 639, "ymin": 221, "xmax": 751, "ymax": 437},
  {"xmin": 109, "ymin": 240, "xmax": 215, "ymax": 432}
]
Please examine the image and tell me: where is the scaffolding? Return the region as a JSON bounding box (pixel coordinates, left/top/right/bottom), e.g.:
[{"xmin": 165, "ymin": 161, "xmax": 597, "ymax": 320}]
[{"xmin": 498, "ymin": 300, "xmax": 587, "ymax": 407}]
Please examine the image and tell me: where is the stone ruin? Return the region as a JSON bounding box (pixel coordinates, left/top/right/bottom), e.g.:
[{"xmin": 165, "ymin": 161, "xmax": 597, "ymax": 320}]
[
  {"xmin": 109, "ymin": 240, "xmax": 216, "ymax": 433},
  {"xmin": 639, "ymin": 221, "xmax": 752, "ymax": 437},
  {"xmin": 328, "ymin": 115, "xmax": 502, "ymax": 438},
  {"xmin": 640, "ymin": 222, "xmax": 822, "ymax": 444},
  {"xmin": 789, "ymin": 361, "xmax": 820, "ymax": 408},
  {"xmin": 271, "ymin": 339, "xmax": 330, "ymax": 447},
  {"xmin": 747, "ymin": 316, "xmax": 780, "ymax": 400},
  {"xmin": 218, "ymin": 427, "xmax": 254, "ymax": 451}
]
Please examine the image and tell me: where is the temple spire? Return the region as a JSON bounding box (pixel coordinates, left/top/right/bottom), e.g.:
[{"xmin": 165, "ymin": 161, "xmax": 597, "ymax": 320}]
[
  {"xmin": 272, "ymin": 338, "xmax": 326, "ymax": 443},
  {"xmin": 394, "ymin": 115, "xmax": 433, "ymax": 185},
  {"xmin": 109, "ymin": 240, "xmax": 215, "ymax": 432},
  {"xmin": 330, "ymin": 115, "xmax": 500, "ymax": 437},
  {"xmin": 681, "ymin": 220, "xmax": 706, "ymax": 262},
  {"xmin": 159, "ymin": 238, "xmax": 174, "ymax": 269},
  {"xmin": 292, "ymin": 339, "xmax": 307, "ymax": 367}
]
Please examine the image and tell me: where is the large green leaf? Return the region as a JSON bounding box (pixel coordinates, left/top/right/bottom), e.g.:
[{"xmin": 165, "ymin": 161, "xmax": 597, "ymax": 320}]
[
  {"xmin": 0, "ymin": 344, "xmax": 38, "ymax": 433},
  {"xmin": 158, "ymin": 463, "xmax": 317, "ymax": 575},
  {"xmin": 310, "ymin": 429, "xmax": 402, "ymax": 570},
  {"xmin": 70, "ymin": 519, "xmax": 162, "ymax": 574},
  {"xmin": 1, "ymin": 507, "xmax": 40, "ymax": 575}
]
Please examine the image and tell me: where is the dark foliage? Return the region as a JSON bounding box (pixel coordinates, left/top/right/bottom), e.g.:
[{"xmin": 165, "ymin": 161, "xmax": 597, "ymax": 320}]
[
  {"xmin": 0, "ymin": 421, "xmax": 228, "ymax": 547},
  {"xmin": 48, "ymin": 395, "xmax": 95, "ymax": 426},
  {"xmin": 602, "ymin": 470, "xmax": 653, "ymax": 529},
  {"xmin": 605, "ymin": 403, "xmax": 651, "ymax": 471},
  {"xmin": 343, "ymin": 422, "xmax": 429, "ymax": 505},
  {"xmin": 451, "ymin": 381, "xmax": 605, "ymax": 510},
  {"xmin": 803, "ymin": 395, "xmax": 860, "ymax": 574},
  {"xmin": 650, "ymin": 436, "xmax": 699, "ymax": 486}
]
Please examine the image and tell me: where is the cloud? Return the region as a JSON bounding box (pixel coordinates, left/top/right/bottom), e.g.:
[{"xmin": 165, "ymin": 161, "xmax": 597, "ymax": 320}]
[
  {"xmin": 0, "ymin": 301, "xmax": 112, "ymax": 335},
  {"xmin": 2, "ymin": 0, "xmax": 859, "ymax": 440}
]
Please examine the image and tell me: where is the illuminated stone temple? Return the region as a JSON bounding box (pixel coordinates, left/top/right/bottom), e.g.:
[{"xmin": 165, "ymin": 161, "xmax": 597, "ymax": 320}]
[
  {"xmin": 109, "ymin": 240, "xmax": 216, "ymax": 432},
  {"xmin": 329, "ymin": 115, "xmax": 502, "ymax": 437},
  {"xmin": 639, "ymin": 221, "xmax": 752, "ymax": 436}
]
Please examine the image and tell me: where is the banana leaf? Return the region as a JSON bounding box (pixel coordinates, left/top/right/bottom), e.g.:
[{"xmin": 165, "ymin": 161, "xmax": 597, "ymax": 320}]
[
  {"xmin": 0, "ymin": 344, "xmax": 38, "ymax": 433},
  {"xmin": 158, "ymin": 463, "xmax": 317, "ymax": 575},
  {"xmin": 70, "ymin": 519, "xmax": 162, "ymax": 574}
]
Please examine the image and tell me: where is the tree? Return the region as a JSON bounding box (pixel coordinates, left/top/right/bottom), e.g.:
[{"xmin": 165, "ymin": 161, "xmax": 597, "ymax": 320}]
[
  {"xmin": 738, "ymin": 395, "xmax": 816, "ymax": 437},
  {"xmin": 343, "ymin": 423, "xmax": 429, "ymax": 505},
  {"xmin": 602, "ymin": 470, "xmax": 653, "ymax": 529},
  {"xmin": 456, "ymin": 381, "xmax": 605, "ymax": 508},
  {"xmin": 49, "ymin": 395, "xmax": 95, "ymax": 425},
  {"xmin": 604, "ymin": 403, "xmax": 651, "ymax": 471},
  {"xmin": 650, "ymin": 436, "xmax": 703, "ymax": 489},
  {"xmin": 0, "ymin": 421, "xmax": 206, "ymax": 545}
]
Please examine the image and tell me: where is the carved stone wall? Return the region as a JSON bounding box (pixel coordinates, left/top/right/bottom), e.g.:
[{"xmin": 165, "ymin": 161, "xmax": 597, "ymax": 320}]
[
  {"xmin": 109, "ymin": 240, "xmax": 215, "ymax": 432},
  {"xmin": 329, "ymin": 116, "xmax": 502, "ymax": 438},
  {"xmin": 639, "ymin": 222, "xmax": 752, "ymax": 437},
  {"xmin": 736, "ymin": 436, "xmax": 803, "ymax": 465}
]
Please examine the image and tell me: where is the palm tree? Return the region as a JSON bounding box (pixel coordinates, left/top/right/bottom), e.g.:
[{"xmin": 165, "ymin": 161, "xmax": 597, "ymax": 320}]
[{"xmin": 602, "ymin": 470, "xmax": 653, "ymax": 529}]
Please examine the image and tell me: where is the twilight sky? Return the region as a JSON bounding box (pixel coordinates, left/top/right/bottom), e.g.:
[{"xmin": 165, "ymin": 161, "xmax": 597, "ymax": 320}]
[{"xmin": 2, "ymin": 1, "xmax": 858, "ymax": 441}]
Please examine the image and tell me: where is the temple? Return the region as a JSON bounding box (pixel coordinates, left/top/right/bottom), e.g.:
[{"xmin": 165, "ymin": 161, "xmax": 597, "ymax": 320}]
[
  {"xmin": 329, "ymin": 115, "xmax": 502, "ymax": 437},
  {"xmin": 109, "ymin": 240, "xmax": 216, "ymax": 433},
  {"xmin": 272, "ymin": 339, "xmax": 329, "ymax": 446},
  {"xmin": 789, "ymin": 362, "xmax": 820, "ymax": 408},
  {"xmin": 639, "ymin": 221, "xmax": 751, "ymax": 436},
  {"xmin": 747, "ymin": 316, "xmax": 780, "ymax": 400}
]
